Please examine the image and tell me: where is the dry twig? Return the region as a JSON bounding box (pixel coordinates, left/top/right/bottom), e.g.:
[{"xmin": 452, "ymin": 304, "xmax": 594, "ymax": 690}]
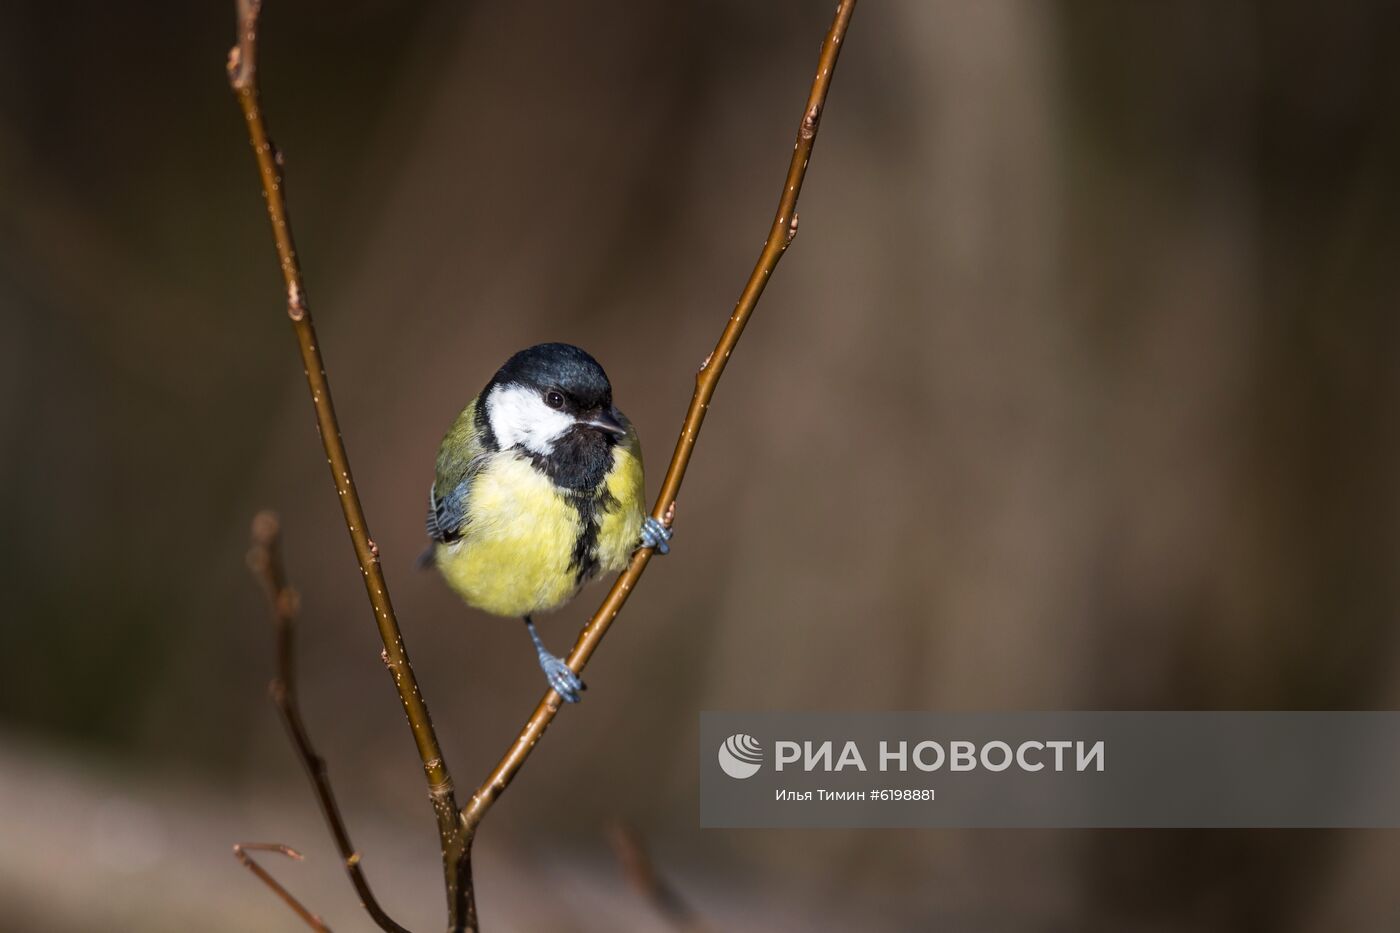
[
  {"xmin": 461, "ymin": 0, "xmax": 859, "ymax": 831},
  {"xmin": 232, "ymin": 843, "xmax": 330, "ymax": 932},
  {"xmin": 246, "ymin": 512, "xmax": 410, "ymax": 933},
  {"xmin": 228, "ymin": 1, "xmax": 470, "ymax": 927},
  {"xmin": 229, "ymin": 0, "xmax": 857, "ymax": 929},
  {"xmin": 606, "ymin": 822, "xmax": 704, "ymax": 931}
]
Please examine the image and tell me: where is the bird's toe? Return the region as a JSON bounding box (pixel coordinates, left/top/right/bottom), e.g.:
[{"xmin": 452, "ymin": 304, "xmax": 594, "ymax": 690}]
[
  {"xmin": 640, "ymin": 516, "xmax": 673, "ymax": 555},
  {"xmin": 543, "ymin": 657, "xmax": 585, "ymax": 703}
]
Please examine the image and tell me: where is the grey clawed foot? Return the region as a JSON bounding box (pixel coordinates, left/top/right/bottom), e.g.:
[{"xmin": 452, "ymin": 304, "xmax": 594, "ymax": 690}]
[
  {"xmin": 640, "ymin": 516, "xmax": 672, "ymax": 555},
  {"xmin": 524, "ymin": 615, "xmax": 585, "ymax": 703},
  {"xmin": 539, "ymin": 653, "xmax": 585, "ymax": 703}
]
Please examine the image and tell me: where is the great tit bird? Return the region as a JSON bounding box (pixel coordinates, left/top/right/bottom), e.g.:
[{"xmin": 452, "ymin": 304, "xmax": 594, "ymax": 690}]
[{"xmin": 421, "ymin": 343, "xmax": 671, "ymax": 703}]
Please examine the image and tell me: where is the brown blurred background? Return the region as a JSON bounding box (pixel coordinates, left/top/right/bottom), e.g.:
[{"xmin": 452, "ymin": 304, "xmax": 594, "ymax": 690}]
[{"xmin": 3, "ymin": 0, "xmax": 1400, "ymax": 930}]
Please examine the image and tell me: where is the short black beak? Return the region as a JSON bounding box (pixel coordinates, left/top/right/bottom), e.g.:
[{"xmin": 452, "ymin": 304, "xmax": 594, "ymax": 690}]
[{"xmin": 583, "ymin": 407, "xmax": 627, "ymax": 437}]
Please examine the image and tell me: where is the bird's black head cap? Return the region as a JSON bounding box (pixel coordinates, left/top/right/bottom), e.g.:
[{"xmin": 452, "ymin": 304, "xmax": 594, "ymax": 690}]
[{"xmin": 488, "ymin": 342, "xmax": 613, "ymax": 409}]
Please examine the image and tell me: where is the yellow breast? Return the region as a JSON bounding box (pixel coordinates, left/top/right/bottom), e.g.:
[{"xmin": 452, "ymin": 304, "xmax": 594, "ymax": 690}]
[
  {"xmin": 435, "ymin": 446, "xmax": 645, "ymax": 618},
  {"xmin": 597, "ymin": 443, "xmax": 645, "ymax": 574}
]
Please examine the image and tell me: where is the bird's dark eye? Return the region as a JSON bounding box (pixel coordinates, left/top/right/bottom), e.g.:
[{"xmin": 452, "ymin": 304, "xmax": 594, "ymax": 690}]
[{"xmin": 544, "ymin": 390, "xmax": 565, "ymax": 410}]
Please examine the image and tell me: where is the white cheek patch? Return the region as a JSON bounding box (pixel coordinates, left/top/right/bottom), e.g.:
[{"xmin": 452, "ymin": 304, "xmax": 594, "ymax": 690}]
[{"xmin": 486, "ymin": 383, "xmax": 574, "ymax": 455}]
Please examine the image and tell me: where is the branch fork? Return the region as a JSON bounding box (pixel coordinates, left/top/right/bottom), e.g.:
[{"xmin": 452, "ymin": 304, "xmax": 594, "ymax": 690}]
[{"xmin": 229, "ymin": 2, "xmax": 857, "ymax": 929}]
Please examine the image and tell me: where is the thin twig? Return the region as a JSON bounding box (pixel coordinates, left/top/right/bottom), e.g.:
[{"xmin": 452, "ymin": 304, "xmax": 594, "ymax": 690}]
[
  {"xmin": 231, "ymin": 1, "xmax": 857, "ymax": 929},
  {"xmin": 227, "ymin": 2, "xmax": 471, "ymax": 929},
  {"xmin": 606, "ymin": 822, "xmax": 704, "ymax": 931},
  {"xmin": 247, "ymin": 513, "xmax": 412, "ymax": 933},
  {"xmin": 233, "ymin": 843, "xmax": 331, "ymax": 932},
  {"xmin": 462, "ymin": 0, "xmax": 859, "ymax": 832}
]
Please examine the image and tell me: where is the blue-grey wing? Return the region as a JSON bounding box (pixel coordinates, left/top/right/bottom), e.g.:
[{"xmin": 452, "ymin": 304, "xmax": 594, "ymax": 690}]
[
  {"xmin": 421, "ymin": 395, "xmax": 489, "ymax": 568},
  {"xmin": 418, "ymin": 479, "xmax": 470, "ymax": 569},
  {"xmin": 426, "ymin": 480, "xmax": 468, "ymax": 544}
]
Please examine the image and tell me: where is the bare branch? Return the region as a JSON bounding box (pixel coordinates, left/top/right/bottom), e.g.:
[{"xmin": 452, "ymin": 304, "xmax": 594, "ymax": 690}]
[
  {"xmin": 247, "ymin": 513, "xmax": 412, "ymax": 933},
  {"xmin": 233, "ymin": 842, "xmax": 331, "ymax": 932},
  {"xmin": 227, "ymin": 0, "xmax": 470, "ymax": 923},
  {"xmin": 606, "ymin": 822, "xmax": 704, "ymax": 931},
  {"xmin": 225, "ymin": 0, "xmax": 260, "ymax": 90},
  {"xmin": 230, "ymin": 1, "xmax": 857, "ymax": 929},
  {"xmin": 462, "ymin": 0, "xmax": 859, "ymax": 831}
]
